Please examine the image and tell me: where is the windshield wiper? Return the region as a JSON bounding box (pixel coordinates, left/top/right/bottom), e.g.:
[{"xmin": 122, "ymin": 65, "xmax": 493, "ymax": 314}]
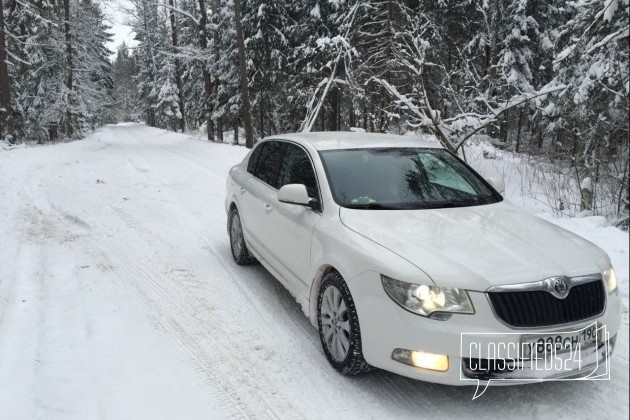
[
  {"xmin": 414, "ymin": 197, "xmax": 494, "ymax": 209},
  {"xmin": 344, "ymin": 203, "xmax": 400, "ymax": 210}
]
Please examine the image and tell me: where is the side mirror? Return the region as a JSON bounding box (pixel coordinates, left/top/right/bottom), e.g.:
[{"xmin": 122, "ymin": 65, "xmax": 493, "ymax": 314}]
[
  {"xmin": 278, "ymin": 184, "xmax": 320, "ymax": 211},
  {"xmin": 486, "ymin": 176, "xmax": 505, "ymax": 194}
]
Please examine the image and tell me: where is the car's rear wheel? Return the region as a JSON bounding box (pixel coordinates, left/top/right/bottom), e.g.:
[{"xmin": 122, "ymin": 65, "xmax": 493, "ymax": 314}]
[
  {"xmin": 228, "ymin": 207, "xmax": 255, "ymax": 265},
  {"xmin": 317, "ymin": 271, "xmax": 370, "ymax": 374}
]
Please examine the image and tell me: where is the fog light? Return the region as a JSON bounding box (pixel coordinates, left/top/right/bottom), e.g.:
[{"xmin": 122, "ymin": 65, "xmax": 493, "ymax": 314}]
[{"xmin": 392, "ymin": 348, "xmax": 449, "ymax": 372}]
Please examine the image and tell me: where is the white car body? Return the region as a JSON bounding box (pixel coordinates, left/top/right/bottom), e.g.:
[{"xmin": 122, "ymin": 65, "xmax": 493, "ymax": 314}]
[{"xmin": 225, "ymin": 132, "xmax": 621, "ymax": 385}]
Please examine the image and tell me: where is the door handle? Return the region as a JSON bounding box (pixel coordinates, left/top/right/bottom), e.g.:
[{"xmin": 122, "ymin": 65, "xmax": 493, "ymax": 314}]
[
  {"xmin": 264, "ymin": 203, "xmax": 273, "ymax": 213},
  {"xmin": 239, "ymin": 186, "xmax": 246, "ymax": 194}
]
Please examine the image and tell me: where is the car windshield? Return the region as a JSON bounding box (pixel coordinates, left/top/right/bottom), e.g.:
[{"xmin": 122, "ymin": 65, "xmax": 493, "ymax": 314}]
[{"xmin": 319, "ymin": 147, "xmax": 502, "ymax": 210}]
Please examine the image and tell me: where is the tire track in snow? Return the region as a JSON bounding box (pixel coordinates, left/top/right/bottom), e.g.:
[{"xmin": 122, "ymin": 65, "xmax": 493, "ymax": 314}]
[
  {"xmin": 76, "ymin": 193, "xmax": 299, "ymax": 418},
  {"xmin": 101, "ymin": 204, "xmax": 301, "ymax": 418},
  {"xmin": 85, "ymin": 242, "xmax": 255, "ymax": 420}
]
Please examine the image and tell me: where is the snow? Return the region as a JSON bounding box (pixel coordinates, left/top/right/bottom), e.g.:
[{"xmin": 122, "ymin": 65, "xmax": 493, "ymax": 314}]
[
  {"xmin": 603, "ymin": 0, "xmax": 619, "ymax": 22},
  {"xmin": 481, "ymin": 144, "xmax": 497, "ymax": 159},
  {"xmin": 310, "ymin": 4, "xmax": 321, "ymax": 18},
  {"xmin": 0, "ymin": 124, "xmax": 628, "ymax": 419},
  {"xmin": 541, "ymin": 36, "xmax": 554, "ymax": 51}
]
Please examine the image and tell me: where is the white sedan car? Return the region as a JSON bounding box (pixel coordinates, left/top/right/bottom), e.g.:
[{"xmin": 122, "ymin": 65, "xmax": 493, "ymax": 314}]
[{"xmin": 225, "ymin": 132, "xmax": 621, "ymax": 385}]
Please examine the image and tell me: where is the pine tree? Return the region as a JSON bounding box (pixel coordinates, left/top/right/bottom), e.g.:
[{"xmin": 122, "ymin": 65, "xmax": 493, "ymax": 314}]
[
  {"xmin": 113, "ymin": 43, "xmax": 138, "ymax": 122},
  {"xmin": 73, "ymin": 0, "xmax": 115, "ymax": 129},
  {"xmin": 234, "ymin": 0, "xmax": 254, "ymax": 147}
]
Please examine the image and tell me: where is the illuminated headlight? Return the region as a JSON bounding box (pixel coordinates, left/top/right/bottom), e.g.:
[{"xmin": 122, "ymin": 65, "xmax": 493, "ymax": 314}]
[
  {"xmin": 603, "ymin": 267, "xmax": 618, "ymax": 294},
  {"xmin": 381, "ymin": 275, "xmax": 474, "ymax": 317}
]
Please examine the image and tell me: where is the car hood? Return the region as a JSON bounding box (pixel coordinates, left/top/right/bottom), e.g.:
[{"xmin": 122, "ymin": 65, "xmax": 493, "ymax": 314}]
[{"xmin": 339, "ymin": 201, "xmax": 609, "ymax": 291}]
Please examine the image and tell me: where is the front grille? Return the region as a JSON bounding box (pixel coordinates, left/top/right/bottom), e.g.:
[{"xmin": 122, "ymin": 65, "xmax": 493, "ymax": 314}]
[{"xmin": 488, "ymin": 280, "xmax": 605, "ymax": 327}]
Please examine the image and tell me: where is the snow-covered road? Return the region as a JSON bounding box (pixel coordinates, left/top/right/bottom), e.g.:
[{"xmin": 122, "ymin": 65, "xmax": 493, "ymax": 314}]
[{"xmin": 1, "ymin": 124, "xmax": 628, "ymax": 419}]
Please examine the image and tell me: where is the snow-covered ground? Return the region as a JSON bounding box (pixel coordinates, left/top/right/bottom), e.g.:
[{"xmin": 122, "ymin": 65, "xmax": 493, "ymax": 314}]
[{"xmin": 0, "ymin": 124, "xmax": 627, "ymax": 419}]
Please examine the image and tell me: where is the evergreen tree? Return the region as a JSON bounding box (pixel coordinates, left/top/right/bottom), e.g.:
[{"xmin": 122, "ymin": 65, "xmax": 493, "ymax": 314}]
[{"xmin": 113, "ymin": 43, "xmax": 138, "ymax": 122}]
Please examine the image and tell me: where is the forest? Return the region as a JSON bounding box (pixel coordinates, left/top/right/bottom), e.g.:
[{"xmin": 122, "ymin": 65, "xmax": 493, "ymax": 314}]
[{"xmin": 0, "ymin": 0, "xmax": 628, "ymax": 220}]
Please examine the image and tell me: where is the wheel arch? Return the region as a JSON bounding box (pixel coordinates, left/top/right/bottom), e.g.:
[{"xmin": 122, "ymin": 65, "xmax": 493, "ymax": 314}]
[
  {"xmin": 226, "ymin": 200, "xmax": 239, "ymax": 233},
  {"xmin": 308, "ymin": 264, "xmax": 342, "ymax": 327}
]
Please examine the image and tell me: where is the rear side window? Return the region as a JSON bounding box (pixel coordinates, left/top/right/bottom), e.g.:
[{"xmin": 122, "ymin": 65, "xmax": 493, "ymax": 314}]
[
  {"xmin": 247, "ymin": 145, "xmax": 263, "ymax": 174},
  {"xmin": 277, "ymin": 144, "xmax": 319, "ymax": 199},
  {"xmin": 253, "ymin": 141, "xmax": 286, "ymax": 188}
]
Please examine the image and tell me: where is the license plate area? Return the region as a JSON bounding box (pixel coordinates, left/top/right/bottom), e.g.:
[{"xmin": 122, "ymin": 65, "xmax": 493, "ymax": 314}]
[{"xmin": 521, "ymin": 323, "xmax": 600, "ymax": 359}]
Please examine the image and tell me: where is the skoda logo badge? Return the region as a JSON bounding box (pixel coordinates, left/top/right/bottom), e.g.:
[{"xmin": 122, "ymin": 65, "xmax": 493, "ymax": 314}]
[{"xmin": 553, "ymin": 277, "xmax": 569, "ymax": 296}]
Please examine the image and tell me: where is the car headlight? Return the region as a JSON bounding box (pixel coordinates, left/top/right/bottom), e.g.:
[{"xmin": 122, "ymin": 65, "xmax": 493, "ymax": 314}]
[
  {"xmin": 603, "ymin": 267, "xmax": 618, "ymax": 294},
  {"xmin": 381, "ymin": 275, "xmax": 474, "ymax": 317}
]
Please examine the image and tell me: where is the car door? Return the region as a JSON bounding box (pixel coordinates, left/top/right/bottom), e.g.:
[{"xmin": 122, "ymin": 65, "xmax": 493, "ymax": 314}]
[
  {"xmin": 239, "ymin": 141, "xmax": 286, "ymax": 258},
  {"xmin": 265, "ymin": 142, "xmax": 322, "ymax": 291}
]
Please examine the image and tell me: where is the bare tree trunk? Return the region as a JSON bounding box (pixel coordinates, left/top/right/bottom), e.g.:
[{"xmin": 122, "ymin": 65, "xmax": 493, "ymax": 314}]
[
  {"xmin": 233, "ymin": 0, "xmax": 254, "ymax": 148},
  {"xmin": 217, "ymin": 117, "xmax": 223, "ymax": 142},
  {"xmin": 197, "ymin": 0, "xmax": 214, "ymax": 140},
  {"xmin": 369, "ymin": 95, "xmax": 376, "ymax": 132},
  {"xmin": 259, "ymin": 94, "xmax": 264, "ymax": 137},
  {"xmin": 168, "ymin": 0, "xmax": 186, "ymax": 132},
  {"xmin": 63, "ymin": 0, "xmax": 73, "ymax": 137},
  {"xmin": 233, "ymin": 119, "xmax": 239, "ymax": 145},
  {"xmin": 499, "ymin": 113, "xmax": 508, "ymax": 143},
  {"xmin": 362, "ymin": 103, "xmax": 367, "ymax": 129},
  {"xmin": 0, "ymin": 0, "xmax": 14, "ymax": 143},
  {"xmin": 349, "ymin": 97, "xmax": 355, "ymax": 128},
  {"xmin": 515, "ymin": 107, "xmax": 524, "ymax": 152},
  {"xmin": 329, "ymin": 86, "xmax": 338, "ymax": 131}
]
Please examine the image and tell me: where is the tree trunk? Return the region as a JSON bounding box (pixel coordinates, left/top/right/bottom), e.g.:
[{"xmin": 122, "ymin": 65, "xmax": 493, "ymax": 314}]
[
  {"xmin": 233, "ymin": 0, "xmax": 254, "ymax": 148},
  {"xmin": 63, "ymin": 0, "xmax": 73, "ymax": 137},
  {"xmin": 147, "ymin": 108, "xmax": 155, "ymax": 127},
  {"xmin": 329, "ymin": 86, "xmax": 338, "ymax": 131},
  {"xmin": 141, "ymin": 0, "xmax": 158, "ymax": 127},
  {"xmin": 485, "ymin": 0, "xmax": 499, "ymax": 139},
  {"xmin": 572, "ymin": 128, "xmax": 579, "ymax": 157},
  {"xmin": 211, "ymin": 0, "xmax": 222, "ymax": 140},
  {"xmin": 197, "ymin": 0, "xmax": 214, "ymax": 140},
  {"xmin": 233, "ymin": 119, "xmax": 239, "ymax": 145},
  {"xmin": 349, "ymin": 97, "xmax": 355, "ymax": 128},
  {"xmin": 515, "ymin": 107, "xmax": 524, "ymax": 153},
  {"xmin": 217, "ymin": 117, "xmax": 223, "ymax": 142},
  {"xmin": 0, "ymin": 0, "xmax": 15, "ymax": 143},
  {"xmin": 486, "ymin": 0, "xmax": 499, "ymax": 96},
  {"xmin": 259, "ymin": 94, "xmax": 264, "ymax": 138},
  {"xmin": 369, "ymin": 94, "xmax": 376, "ymax": 132},
  {"xmin": 362, "ymin": 103, "xmax": 367, "ymax": 129},
  {"xmin": 168, "ymin": 0, "xmax": 186, "ymax": 132}
]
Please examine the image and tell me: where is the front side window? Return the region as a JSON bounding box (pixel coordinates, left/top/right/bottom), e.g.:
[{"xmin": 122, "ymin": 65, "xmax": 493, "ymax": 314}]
[
  {"xmin": 247, "ymin": 144, "xmax": 263, "ymax": 174},
  {"xmin": 277, "ymin": 144, "xmax": 319, "ymax": 199},
  {"xmin": 253, "ymin": 141, "xmax": 286, "ymax": 188},
  {"xmin": 319, "ymin": 147, "xmax": 501, "ymax": 209}
]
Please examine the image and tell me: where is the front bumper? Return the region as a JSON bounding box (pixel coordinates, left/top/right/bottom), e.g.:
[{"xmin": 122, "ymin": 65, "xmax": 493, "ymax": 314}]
[{"xmin": 347, "ymin": 271, "xmax": 622, "ymax": 386}]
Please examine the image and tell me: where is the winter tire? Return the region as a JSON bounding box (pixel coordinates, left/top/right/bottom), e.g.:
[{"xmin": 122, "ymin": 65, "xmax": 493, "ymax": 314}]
[
  {"xmin": 228, "ymin": 207, "xmax": 256, "ymax": 265},
  {"xmin": 317, "ymin": 271, "xmax": 371, "ymax": 375}
]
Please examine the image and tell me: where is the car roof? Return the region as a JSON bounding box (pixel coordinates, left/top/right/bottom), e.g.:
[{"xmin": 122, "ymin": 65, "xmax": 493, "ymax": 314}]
[{"xmin": 263, "ymin": 131, "xmax": 442, "ymax": 151}]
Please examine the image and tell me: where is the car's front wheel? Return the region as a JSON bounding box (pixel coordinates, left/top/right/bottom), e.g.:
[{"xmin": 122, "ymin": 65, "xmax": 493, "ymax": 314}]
[
  {"xmin": 228, "ymin": 207, "xmax": 255, "ymax": 265},
  {"xmin": 317, "ymin": 271, "xmax": 370, "ymax": 375}
]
